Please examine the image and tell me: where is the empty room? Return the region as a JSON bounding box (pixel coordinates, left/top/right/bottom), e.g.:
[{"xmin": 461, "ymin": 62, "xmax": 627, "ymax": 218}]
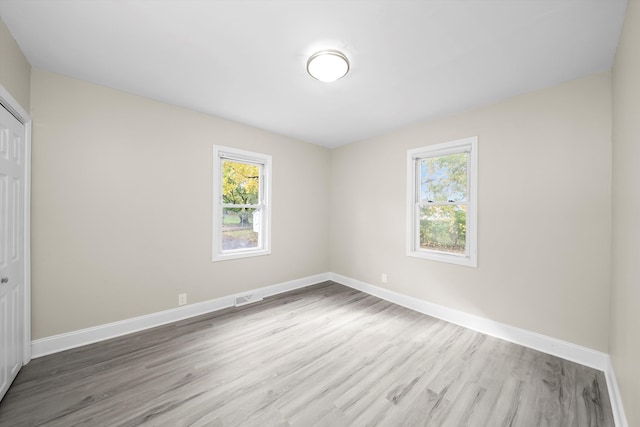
[{"xmin": 0, "ymin": 0, "xmax": 638, "ymax": 426}]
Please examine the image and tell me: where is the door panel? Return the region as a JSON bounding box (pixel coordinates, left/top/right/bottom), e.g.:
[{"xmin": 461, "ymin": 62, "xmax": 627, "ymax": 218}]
[{"xmin": 0, "ymin": 104, "xmax": 24, "ymax": 402}]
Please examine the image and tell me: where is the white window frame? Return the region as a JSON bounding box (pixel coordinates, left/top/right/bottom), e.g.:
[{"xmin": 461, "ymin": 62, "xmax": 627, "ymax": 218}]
[
  {"xmin": 212, "ymin": 145, "xmax": 272, "ymax": 262},
  {"xmin": 406, "ymin": 136, "xmax": 478, "ymax": 267}
]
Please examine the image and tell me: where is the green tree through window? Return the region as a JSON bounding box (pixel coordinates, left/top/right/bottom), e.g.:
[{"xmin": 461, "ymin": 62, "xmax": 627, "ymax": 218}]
[
  {"xmin": 419, "ymin": 153, "xmax": 468, "ymax": 253},
  {"xmin": 222, "ymin": 160, "xmax": 259, "ymax": 228}
]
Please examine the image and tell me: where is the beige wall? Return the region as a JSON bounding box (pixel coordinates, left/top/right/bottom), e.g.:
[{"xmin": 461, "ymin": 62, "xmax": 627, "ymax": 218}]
[
  {"xmin": 30, "ymin": 69, "xmax": 330, "ymax": 339},
  {"xmin": 611, "ymin": 0, "xmax": 640, "ymax": 425},
  {"xmin": 330, "ymin": 72, "xmax": 612, "ymax": 351},
  {"xmin": 0, "ymin": 17, "xmax": 30, "ymax": 111}
]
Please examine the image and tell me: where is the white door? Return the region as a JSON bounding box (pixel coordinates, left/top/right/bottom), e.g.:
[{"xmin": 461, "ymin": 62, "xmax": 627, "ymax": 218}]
[{"xmin": 0, "ymin": 104, "xmax": 24, "ymax": 402}]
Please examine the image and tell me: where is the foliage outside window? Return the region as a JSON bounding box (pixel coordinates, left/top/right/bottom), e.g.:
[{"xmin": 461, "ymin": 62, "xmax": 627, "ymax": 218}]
[
  {"xmin": 407, "ymin": 137, "xmax": 477, "ymax": 267},
  {"xmin": 213, "ymin": 145, "xmax": 271, "ymax": 261}
]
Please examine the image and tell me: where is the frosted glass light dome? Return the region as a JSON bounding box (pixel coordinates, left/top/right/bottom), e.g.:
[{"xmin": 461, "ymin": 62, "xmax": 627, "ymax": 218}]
[{"xmin": 307, "ymin": 50, "xmax": 350, "ymax": 82}]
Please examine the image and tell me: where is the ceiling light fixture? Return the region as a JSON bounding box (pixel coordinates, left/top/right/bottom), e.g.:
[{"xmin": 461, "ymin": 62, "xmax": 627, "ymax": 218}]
[{"xmin": 307, "ymin": 50, "xmax": 350, "ymax": 82}]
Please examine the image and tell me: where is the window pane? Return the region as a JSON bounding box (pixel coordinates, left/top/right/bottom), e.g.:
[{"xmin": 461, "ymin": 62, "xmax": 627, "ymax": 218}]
[
  {"xmin": 222, "ymin": 207, "xmax": 261, "ymax": 251},
  {"xmin": 419, "ymin": 205, "xmax": 466, "ymax": 254},
  {"xmin": 420, "ymin": 153, "xmax": 467, "ymax": 202},
  {"xmin": 222, "ymin": 160, "xmax": 260, "ymax": 205}
]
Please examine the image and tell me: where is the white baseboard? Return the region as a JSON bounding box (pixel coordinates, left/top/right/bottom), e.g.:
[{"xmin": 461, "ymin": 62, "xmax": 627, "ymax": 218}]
[
  {"xmin": 332, "ymin": 273, "xmax": 630, "ymax": 427},
  {"xmin": 605, "ymin": 356, "xmax": 629, "ymax": 427},
  {"xmin": 31, "ymin": 271, "xmax": 627, "ymax": 427},
  {"xmin": 330, "ymin": 273, "xmax": 608, "ymax": 371},
  {"xmin": 331, "ymin": 273, "xmax": 631, "ymax": 426},
  {"xmin": 31, "ymin": 272, "xmax": 331, "ymax": 358}
]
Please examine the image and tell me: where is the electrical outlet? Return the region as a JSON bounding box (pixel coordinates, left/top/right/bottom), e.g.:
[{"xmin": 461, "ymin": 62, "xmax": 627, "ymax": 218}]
[
  {"xmin": 178, "ymin": 293, "xmax": 187, "ymax": 306},
  {"xmin": 381, "ymin": 273, "xmax": 388, "ymax": 283}
]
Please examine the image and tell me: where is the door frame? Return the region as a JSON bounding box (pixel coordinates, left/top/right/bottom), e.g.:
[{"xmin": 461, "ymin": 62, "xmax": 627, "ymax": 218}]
[{"xmin": 0, "ymin": 84, "xmax": 32, "ymax": 364}]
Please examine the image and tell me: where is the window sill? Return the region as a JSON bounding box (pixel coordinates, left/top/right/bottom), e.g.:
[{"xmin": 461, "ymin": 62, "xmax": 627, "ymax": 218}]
[
  {"xmin": 212, "ymin": 249, "xmax": 271, "ymax": 262},
  {"xmin": 407, "ymin": 249, "xmax": 477, "ymax": 267}
]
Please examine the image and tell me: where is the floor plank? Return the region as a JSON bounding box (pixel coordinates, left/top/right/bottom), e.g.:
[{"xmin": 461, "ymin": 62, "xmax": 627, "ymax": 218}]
[{"xmin": 0, "ymin": 282, "xmax": 614, "ymax": 426}]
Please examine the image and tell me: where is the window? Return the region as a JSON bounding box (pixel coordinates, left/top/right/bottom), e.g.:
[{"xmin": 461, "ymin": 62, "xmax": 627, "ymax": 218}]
[
  {"xmin": 213, "ymin": 145, "xmax": 271, "ymax": 261},
  {"xmin": 407, "ymin": 136, "xmax": 477, "ymax": 267}
]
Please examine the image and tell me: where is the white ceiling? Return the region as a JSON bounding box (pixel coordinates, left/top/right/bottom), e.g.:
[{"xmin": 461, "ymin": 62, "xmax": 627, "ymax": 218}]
[{"xmin": 0, "ymin": 0, "xmax": 628, "ymax": 148}]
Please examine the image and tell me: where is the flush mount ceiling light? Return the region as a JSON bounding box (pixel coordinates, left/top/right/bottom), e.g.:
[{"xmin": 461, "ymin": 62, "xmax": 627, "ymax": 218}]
[{"xmin": 307, "ymin": 50, "xmax": 350, "ymax": 82}]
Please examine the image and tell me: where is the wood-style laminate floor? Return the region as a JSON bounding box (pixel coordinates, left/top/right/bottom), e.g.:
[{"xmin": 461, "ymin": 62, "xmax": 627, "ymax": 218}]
[{"xmin": 0, "ymin": 282, "xmax": 614, "ymax": 427}]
